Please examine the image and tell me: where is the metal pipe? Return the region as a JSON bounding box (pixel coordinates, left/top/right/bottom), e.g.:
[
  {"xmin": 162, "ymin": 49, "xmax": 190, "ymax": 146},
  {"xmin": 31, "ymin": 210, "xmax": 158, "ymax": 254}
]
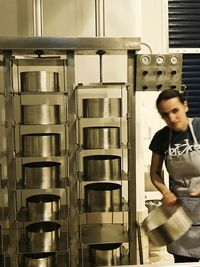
[
  {"xmin": 127, "ymin": 50, "xmax": 137, "ymax": 264},
  {"xmin": 95, "ymin": 1, "xmax": 106, "ymax": 82},
  {"xmin": 32, "ymin": 0, "xmax": 43, "ymax": 36},
  {"xmin": 95, "ymin": 0, "xmax": 105, "ymax": 37},
  {"xmin": 96, "ymin": 49, "xmax": 105, "ymax": 83}
]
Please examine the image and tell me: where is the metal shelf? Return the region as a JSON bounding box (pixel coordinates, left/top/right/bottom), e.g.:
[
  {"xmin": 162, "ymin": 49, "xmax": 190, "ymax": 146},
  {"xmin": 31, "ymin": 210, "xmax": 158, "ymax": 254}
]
[
  {"xmin": 0, "ymin": 37, "xmax": 141, "ymax": 55},
  {"xmin": 0, "ymin": 37, "xmax": 138, "ymax": 266},
  {"xmin": 78, "ymin": 171, "xmax": 128, "ymax": 181},
  {"xmin": 16, "ymin": 177, "xmax": 69, "ymax": 190},
  {"xmin": 79, "ymin": 211, "xmax": 129, "ymax": 225},
  {"xmin": 80, "ymin": 224, "xmax": 129, "ymax": 245},
  {"xmin": 11, "ymin": 57, "xmax": 67, "ymax": 67},
  {"xmin": 79, "ymin": 148, "xmax": 127, "ymax": 157}
]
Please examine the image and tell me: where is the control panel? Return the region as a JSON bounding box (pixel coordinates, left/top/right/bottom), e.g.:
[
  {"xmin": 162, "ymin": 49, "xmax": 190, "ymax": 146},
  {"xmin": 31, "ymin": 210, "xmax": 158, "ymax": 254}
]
[{"xmin": 136, "ymin": 53, "xmax": 183, "ymax": 91}]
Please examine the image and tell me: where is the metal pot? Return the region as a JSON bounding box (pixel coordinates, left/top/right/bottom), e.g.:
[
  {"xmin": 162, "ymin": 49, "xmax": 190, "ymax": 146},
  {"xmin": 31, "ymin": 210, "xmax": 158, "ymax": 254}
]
[
  {"xmin": 83, "ymin": 98, "xmax": 121, "ymax": 118},
  {"xmin": 26, "ymin": 222, "xmax": 60, "ymax": 252},
  {"xmin": 89, "ymin": 243, "xmax": 122, "ymax": 266},
  {"xmin": 22, "ymin": 252, "xmax": 56, "ymax": 267},
  {"xmin": 21, "ymin": 105, "xmax": 60, "ymax": 125},
  {"xmin": 22, "ymin": 133, "xmax": 61, "ymax": 157},
  {"xmin": 84, "ymin": 182, "xmax": 122, "ymax": 212},
  {"xmin": 22, "ymin": 161, "xmax": 61, "ymax": 189},
  {"xmin": 20, "ymin": 71, "xmax": 60, "ymax": 92},
  {"xmin": 83, "ymin": 127, "xmax": 120, "ymax": 149},
  {"xmin": 26, "ymin": 194, "xmax": 61, "ymax": 220},
  {"xmin": 83, "ymin": 155, "xmax": 121, "ymax": 181},
  {"xmin": 142, "ymin": 202, "xmax": 192, "ymax": 247}
]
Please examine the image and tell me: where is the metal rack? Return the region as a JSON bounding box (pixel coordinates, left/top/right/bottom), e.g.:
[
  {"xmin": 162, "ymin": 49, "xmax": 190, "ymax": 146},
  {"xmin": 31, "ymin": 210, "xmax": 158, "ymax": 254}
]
[
  {"xmin": 0, "ymin": 37, "xmax": 140, "ymax": 267},
  {"xmin": 76, "ymin": 83, "xmax": 129, "ymax": 267}
]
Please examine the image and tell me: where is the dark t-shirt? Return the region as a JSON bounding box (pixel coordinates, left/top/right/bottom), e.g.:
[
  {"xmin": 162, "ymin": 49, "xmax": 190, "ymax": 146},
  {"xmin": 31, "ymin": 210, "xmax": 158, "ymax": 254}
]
[{"xmin": 149, "ymin": 117, "xmax": 200, "ymax": 156}]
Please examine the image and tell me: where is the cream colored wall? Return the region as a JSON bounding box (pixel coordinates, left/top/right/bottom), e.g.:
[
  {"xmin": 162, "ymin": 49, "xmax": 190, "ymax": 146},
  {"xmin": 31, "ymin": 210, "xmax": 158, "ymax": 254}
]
[
  {"xmin": 0, "ymin": 0, "xmax": 167, "ymax": 48},
  {"xmin": 0, "ymin": 0, "xmax": 167, "ymax": 82},
  {"xmin": 140, "ymin": 0, "xmax": 168, "ymax": 54},
  {"xmin": 0, "ymin": 0, "xmax": 18, "ymax": 36}
]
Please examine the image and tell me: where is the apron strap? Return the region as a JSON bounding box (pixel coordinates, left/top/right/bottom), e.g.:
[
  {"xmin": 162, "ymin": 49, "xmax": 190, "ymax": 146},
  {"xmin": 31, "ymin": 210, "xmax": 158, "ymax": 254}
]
[
  {"xmin": 168, "ymin": 118, "xmax": 199, "ymax": 156},
  {"xmin": 188, "ymin": 119, "xmax": 199, "ymax": 147}
]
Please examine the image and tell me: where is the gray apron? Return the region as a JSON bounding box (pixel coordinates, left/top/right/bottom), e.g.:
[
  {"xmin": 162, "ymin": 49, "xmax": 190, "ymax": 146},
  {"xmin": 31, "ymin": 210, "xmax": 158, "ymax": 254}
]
[{"xmin": 166, "ymin": 120, "xmax": 200, "ymax": 258}]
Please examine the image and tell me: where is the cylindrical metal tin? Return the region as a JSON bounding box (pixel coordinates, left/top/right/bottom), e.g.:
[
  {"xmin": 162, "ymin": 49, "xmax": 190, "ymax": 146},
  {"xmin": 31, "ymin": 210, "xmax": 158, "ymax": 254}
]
[
  {"xmin": 22, "ymin": 133, "xmax": 61, "ymax": 157},
  {"xmin": 26, "ymin": 222, "xmax": 60, "ymax": 252},
  {"xmin": 21, "ymin": 105, "xmax": 60, "ymax": 125},
  {"xmin": 89, "ymin": 243, "xmax": 122, "ymax": 266},
  {"xmin": 84, "ymin": 182, "xmax": 122, "ymax": 212},
  {"xmin": 142, "ymin": 202, "xmax": 192, "ymax": 247},
  {"xmin": 20, "ymin": 71, "xmax": 60, "ymax": 92},
  {"xmin": 83, "ymin": 98, "xmax": 121, "ymax": 118},
  {"xmin": 83, "ymin": 127, "xmax": 120, "ymax": 149},
  {"xmin": 22, "ymin": 161, "xmax": 61, "ymax": 189},
  {"xmin": 83, "ymin": 155, "xmax": 121, "ymax": 181},
  {"xmin": 22, "ymin": 252, "xmax": 56, "ymax": 267},
  {"xmin": 26, "ymin": 194, "xmax": 61, "ymax": 220}
]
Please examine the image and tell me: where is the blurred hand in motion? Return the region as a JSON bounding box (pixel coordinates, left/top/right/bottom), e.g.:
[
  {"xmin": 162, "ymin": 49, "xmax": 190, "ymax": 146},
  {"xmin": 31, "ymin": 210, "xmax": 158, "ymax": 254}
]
[{"xmin": 162, "ymin": 191, "xmax": 177, "ymax": 206}]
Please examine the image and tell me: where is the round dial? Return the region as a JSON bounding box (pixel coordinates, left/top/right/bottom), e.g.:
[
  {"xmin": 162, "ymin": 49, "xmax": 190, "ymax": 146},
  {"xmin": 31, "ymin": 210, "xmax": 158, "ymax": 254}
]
[
  {"xmin": 140, "ymin": 55, "xmax": 151, "ymax": 65},
  {"xmin": 170, "ymin": 56, "xmax": 178, "ymax": 65},
  {"xmin": 155, "ymin": 56, "xmax": 164, "ymax": 65}
]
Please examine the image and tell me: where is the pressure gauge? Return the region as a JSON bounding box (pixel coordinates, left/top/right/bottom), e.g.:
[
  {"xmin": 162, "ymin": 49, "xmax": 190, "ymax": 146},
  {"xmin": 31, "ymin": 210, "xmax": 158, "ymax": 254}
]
[
  {"xmin": 140, "ymin": 55, "xmax": 151, "ymax": 65},
  {"xmin": 155, "ymin": 56, "xmax": 164, "ymax": 65},
  {"xmin": 170, "ymin": 56, "xmax": 178, "ymax": 65}
]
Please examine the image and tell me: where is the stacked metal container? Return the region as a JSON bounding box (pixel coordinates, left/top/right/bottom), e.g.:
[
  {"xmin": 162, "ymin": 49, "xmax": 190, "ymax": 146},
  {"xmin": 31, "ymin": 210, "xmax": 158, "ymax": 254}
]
[
  {"xmin": 76, "ymin": 84, "xmax": 130, "ymax": 267},
  {"xmin": 11, "ymin": 61, "xmax": 69, "ymax": 267},
  {"xmin": 0, "ymin": 37, "xmax": 139, "ymax": 267}
]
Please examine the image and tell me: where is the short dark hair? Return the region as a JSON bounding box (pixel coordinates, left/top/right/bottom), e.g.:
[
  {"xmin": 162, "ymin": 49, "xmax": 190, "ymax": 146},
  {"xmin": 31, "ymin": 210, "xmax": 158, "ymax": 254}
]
[{"xmin": 156, "ymin": 89, "xmax": 186, "ymax": 109}]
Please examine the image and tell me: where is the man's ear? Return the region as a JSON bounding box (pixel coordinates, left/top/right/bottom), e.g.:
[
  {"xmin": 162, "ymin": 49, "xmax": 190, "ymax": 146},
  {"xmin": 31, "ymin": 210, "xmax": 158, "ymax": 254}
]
[{"xmin": 184, "ymin": 100, "xmax": 189, "ymax": 112}]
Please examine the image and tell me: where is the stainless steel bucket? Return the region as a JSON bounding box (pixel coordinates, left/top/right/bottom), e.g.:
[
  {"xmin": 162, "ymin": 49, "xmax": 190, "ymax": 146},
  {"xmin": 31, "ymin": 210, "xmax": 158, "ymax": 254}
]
[
  {"xmin": 83, "ymin": 155, "xmax": 121, "ymax": 181},
  {"xmin": 21, "ymin": 105, "xmax": 60, "ymax": 125},
  {"xmin": 26, "ymin": 222, "xmax": 60, "ymax": 252},
  {"xmin": 142, "ymin": 202, "xmax": 192, "ymax": 247},
  {"xmin": 89, "ymin": 243, "xmax": 122, "ymax": 266},
  {"xmin": 83, "ymin": 98, "xmax": 121, "ymax": 118},
  {"xmin": 22, "ymin": 252, "xmax": 56, "ymax": 267},
  {"xmin": 83, "ymin": 127, "xmax": 120, "ymax": 149},
  {"xmin": 22, "ymin": 133, "xmax": 61, "ymax": 157},
  {"xmin": 22, "ymin": 161, "xmax": 61, "ymax": 189},
  {"xmin": 20, "ymin": 71, "xmax": 60, "ymax": 92},
  {"xmin": 26, "ymin": 194, "xmax": 61, "ymax": 220},
  {"xmin": 84, "ymin": 182, "xmax": 122, "ymax": 212}
]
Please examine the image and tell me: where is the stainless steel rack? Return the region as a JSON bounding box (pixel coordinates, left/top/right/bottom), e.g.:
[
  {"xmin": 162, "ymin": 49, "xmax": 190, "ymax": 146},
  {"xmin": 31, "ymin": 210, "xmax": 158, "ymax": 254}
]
[{"xmin": 0, "ymin": 37, "xmax": 140, "ymax": 267}]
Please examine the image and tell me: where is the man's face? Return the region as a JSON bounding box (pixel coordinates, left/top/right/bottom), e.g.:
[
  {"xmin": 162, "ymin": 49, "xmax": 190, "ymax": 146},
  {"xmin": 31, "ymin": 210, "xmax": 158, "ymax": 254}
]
[{"xmin": 157, "ymin": 97, "xmax": 189, "ymax": 132}]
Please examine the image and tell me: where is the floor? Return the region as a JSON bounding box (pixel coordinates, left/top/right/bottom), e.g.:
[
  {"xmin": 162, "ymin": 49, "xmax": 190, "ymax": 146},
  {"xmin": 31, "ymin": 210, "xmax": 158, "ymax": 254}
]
[{"xmin": 149, "ymin": 244, "xmax": 174, "ymax": 264}]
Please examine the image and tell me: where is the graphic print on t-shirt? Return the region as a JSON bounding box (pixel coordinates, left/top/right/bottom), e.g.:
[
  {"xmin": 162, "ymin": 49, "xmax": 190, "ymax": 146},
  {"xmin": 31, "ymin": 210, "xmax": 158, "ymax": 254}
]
[{"xmin": 170, "ymin": 139, "xmax": 200, "ymax": 155}]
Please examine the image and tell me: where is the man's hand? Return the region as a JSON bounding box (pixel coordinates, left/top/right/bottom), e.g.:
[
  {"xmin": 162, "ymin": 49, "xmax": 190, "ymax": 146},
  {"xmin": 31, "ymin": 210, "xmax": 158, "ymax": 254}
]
[
  {"xmin": 190, "ymin": 189, "xmax": 200, "ymax": 197},
  {"xmin": 162, "ymin": 191, "xmax": 177, "ymax": 206}
]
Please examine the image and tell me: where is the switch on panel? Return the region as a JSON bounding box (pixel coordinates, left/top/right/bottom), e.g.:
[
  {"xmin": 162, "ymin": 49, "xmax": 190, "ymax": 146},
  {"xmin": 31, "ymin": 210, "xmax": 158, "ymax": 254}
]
[{"xmin": 136, "ymin": 53, "xmax": 183, "ymax": 91}]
